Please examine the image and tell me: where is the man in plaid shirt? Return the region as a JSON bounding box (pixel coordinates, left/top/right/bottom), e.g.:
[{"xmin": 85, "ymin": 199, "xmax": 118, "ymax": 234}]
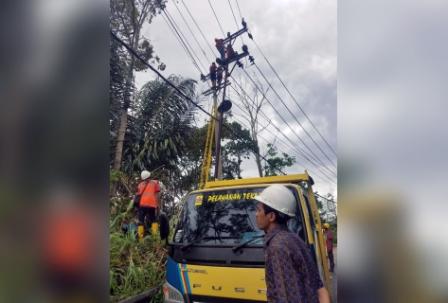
[{"xmin": 255, "ymin": 185, "xmax": 331, "ymax": 303}]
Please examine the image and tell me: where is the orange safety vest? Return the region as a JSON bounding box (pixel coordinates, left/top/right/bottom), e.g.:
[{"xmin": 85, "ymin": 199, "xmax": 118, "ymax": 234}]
[{"xmin": 137, "ymin": 180, "xmax": 160, "ymax": 208}]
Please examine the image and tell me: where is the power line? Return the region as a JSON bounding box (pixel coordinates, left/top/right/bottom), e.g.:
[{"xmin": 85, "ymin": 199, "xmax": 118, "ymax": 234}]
[
  {"xmin": 252, "ymin": 39, "xmax": 337, "ymax": 156},
  {"xmin": 229, "ymin": 111, "xmax": 330, "ymax": 183},
  {"xmin": 230, "ymin": 80, "xmax": 336, "ymax": 185},
  {"xmin": 230, "ymin": 77, "xmax": 336, "ymax": 184},
  {"xmin": 230, "ymin": 115, "xmax": 307, "ymax": 176},
  {"xmin": 207, "ymin": 0, "xmax": 225, "ymax": 36},
  {"xmin": 163, "ymin": 9, "xmax": 207, "ymax": 72},
  {"xmin": 234, "ymin": 0, "xmax": 336, "ymax": 157},
  {"xmin": 180, "ymin": 0, "xmax": 217, "ymax": 58},
  {"xmin": 244, "ymin": 66, "xmax": 335, "ymax": 174},
  {"xmin": 164, "ymin": 6, "xmax": 315, "ymax": 180},
  {"xmin": 239, "ymin": 68, "xmax": 337, "ymax": 179},
  {"xmin": 171, "ymin": 0, "xmax": 211, "ymax": 62},
  {"xmin": 248, "ymin": 25, "xmax": 337, "ymax": 157},
  {"xmin": 158, "ymin": 7, "xmax": 336, "ymax": 183},
  {"xmin": 226, "ymin": 0, "xmax": 247, "ymax": 65},
  {"xmin": 227, "ymin": 0, "xmax": 240, "ymax": 32},
  {"xmin": 229, "ymin": 90, "xmax": 335, "ymax": 185},
  {"xmin": 111, "ymin": 31, "xmax": 213, "ymax": 118},
  {"xmin": 229, "ymin": 73, "xmax": 336, "ymax": 180},
  {"xmin": 199, "ymin": 1, "xmax": 336, "ymax": 177},
  {"xmin": 235, "ymin": 0, "xmax": 244, "ymax": 22},
  {"xmin": 227, "ymin": 0, "xmax": 245, "ymax": 46},
  {"xmin": 160, "ymin": 12, "xmax": 203, "ymax": 74},
  {"xmin": 162, "ymin": 7, "xmax": 220, "ymax": 139},
  {"xmin": 253, "ymin": 63, "xmax": 337, "ymax": 169},
  {"xmin": 111, "ymin": 31, "xmax": 288, "ymax": 177}
]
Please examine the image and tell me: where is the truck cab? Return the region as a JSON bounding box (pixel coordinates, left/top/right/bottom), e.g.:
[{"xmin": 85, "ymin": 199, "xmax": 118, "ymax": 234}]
[{"xmin": 162, "ymin": 173, "xmax": 331, "ymax": 302}]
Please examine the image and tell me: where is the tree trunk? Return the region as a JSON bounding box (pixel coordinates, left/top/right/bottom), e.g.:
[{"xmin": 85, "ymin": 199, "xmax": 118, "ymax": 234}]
[
  {"xmin": 237, "ymin": 155, "xmax": 242, "ymax": 179},
  {"xmin": 253, "ymin": 137, "xmax": 263, "ymax": 177},
  {"xmin": 113, "ymin": 48, "xmax": 135, "ymax": 171},
  {"xmin": 255, "ymin": 150, "xmax": 263, "ymax": 177},
  {"xmin": 113, "ymin": 108, "xmax": 128, "ymax": 171}
]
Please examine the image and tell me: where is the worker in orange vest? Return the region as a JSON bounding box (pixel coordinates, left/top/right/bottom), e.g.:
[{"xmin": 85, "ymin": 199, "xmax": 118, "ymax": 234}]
[{"xmin": 135, "ymin": 170, "xmax": 160, "ymax": 239}]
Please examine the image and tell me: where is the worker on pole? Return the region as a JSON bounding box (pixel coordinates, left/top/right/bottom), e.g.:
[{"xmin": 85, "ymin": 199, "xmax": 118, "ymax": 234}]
[
  {"xmin": 134, "ymin": 170, "xmax": 160, "ymax": 240},
  {"xmin": 215, "ymin": 38, "xmax": 225, "ymax": 59},
  {"xmin": 225, "ymin": 43, "xmax": 236, "ymax": 61},
  {"xmin": 209, "ymin": 62, "xmax": 217, "ymax": 89}
]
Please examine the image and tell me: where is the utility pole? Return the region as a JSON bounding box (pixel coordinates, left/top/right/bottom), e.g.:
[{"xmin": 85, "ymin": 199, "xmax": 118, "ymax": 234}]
[
  {"xmin": 213, "ymin": 82, "xmax": 220, "ymax": 178},
  {"xmin": 201, "ymin": 19, "xmax": 253, "ymax": 180},
  {"xmin": 214, "ymin": 64, "xmax": 229, "ymax": 179}
]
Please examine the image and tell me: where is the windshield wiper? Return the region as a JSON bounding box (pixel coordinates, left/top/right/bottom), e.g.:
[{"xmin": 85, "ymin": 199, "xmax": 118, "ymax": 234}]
[{"xmin": 232, "ymin": 235, "xmax": 264, "ymax": 252}]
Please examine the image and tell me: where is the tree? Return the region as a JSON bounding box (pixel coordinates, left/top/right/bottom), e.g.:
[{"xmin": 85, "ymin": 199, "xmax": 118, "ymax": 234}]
[
  {"xmin": 110, "ymin": 37, "xmax": 128, "ymax": 140},
  {"xmin": 174, "ymin": 123, "xmax": 209, "ymax": 193},
  {"xmin": 111, "ymin": 75, "xmax": 205, "ymax": 215},
  {"xmin": 221, "ymin": 120, "xmax": 255, "ymax": 179},
  {"xmin": 315, "ymin": 192, "xmax": 337, "ymax": 224},
  {"xmin": 110, "ymin": 0, "xmax": 167, "ymax": 171},
  {"xmin": 116, "ymin": 75, "xmax": 198, "ymax": 175},
  {"xmin": 263, "ymin": 143, "xmax": 295, "ymax": 176},
  {"xmin": 237, "ymin": 73, "xmax": 270, "ymax": 177}
]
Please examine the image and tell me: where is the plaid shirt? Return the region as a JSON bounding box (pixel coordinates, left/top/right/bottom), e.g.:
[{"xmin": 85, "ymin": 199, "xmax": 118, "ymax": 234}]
[{"xmin": 264, "ymin": 226, "xmax": 323, "ymax": 303}]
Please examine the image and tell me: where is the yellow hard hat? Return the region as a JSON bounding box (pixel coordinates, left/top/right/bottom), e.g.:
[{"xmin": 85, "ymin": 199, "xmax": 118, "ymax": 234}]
[{"xmin": 323, "ymin": 223, "xmax": 330, "ymax": 229}]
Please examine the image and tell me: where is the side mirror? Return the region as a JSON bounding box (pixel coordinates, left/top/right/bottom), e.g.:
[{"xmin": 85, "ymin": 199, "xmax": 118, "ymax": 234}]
[{"xmin": 159, "ymin": 213, "xmax": 169, "ymax": 241}]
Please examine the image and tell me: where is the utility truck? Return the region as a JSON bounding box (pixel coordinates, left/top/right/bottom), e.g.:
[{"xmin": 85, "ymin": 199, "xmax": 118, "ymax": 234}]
[{"xmin": 160, "ymin": 172, "xmax": 332, "ymax": 303}]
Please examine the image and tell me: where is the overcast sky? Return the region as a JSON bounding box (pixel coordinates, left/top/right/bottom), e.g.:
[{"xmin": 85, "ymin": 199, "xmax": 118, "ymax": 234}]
[{"xmin": 136, "ymin": 0, "xmax": 337, "ymax": 197}]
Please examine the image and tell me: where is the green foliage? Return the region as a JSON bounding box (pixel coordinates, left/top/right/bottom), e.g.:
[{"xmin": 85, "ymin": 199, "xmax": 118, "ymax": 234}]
[
  {"xmin": 263, "ymin": 143, "xmax": 296, "ymax": 176},
  {"xmin": 109, "ymin": 232, "xmax": 166, "ymax": 302},
  {"xmin": 116, "ymin": 76, "xmax": 198, "ymax": 176},
  {"xmin": 110, "ymin": 0, "xmax": 168, "ymax": 170},
  {"xmin": 110, "ymin": 196, "xmax": 167, "ymax": 302},
  {"xmin": 110, "ymin": 37, "xmax": 128, "ymax": 132},
  {"xmin": 222, "ymin": 120, "xmax": 256, "ymax": 179}
]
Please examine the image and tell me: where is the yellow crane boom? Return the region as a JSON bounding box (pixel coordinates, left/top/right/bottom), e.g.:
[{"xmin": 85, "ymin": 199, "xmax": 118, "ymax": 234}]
[{"xmin": 199, "ymin": 105, "xmax": 216, "ymax": 189}]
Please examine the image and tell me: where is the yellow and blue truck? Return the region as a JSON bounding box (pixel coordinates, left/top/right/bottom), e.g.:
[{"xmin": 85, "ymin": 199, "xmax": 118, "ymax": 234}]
[{"xmin": 162, "ymin": 172, "xmax": 332, "ymax": 302}]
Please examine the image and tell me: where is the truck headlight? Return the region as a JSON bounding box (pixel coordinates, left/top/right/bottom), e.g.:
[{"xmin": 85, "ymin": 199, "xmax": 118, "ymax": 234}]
[{"xmin": 163, "ymin": 282, "xmax": 184, "ymax": 303}]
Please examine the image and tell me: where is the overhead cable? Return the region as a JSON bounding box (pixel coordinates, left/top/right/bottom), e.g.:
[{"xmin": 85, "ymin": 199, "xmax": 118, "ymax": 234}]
[{"xmin": 111, "ymin": 31, "xmax": 288, "ymax": 177}]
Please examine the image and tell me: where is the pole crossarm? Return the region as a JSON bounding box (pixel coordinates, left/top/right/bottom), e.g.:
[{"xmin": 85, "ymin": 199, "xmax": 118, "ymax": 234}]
[
  {"xmin": 202, "ymin": 80, "xmax": 231, "ymax": 96},
  {"xmin": 223, "ymin": 21, "xmax": 248, "ymax": 44}
]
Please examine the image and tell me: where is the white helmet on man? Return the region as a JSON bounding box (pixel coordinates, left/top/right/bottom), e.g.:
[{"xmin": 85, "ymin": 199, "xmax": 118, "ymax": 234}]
[
  {"xmin": 141, "ymin": 170, "xmax": 151, "ymax": 180},
  {"xmin": 255, "ymin": 184, "xmax": 296, "ymax": 217}
]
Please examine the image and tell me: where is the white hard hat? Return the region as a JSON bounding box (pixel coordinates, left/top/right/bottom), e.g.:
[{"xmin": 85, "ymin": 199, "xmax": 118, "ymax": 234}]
[
  {"xmin": 255, "ymin": 184, "xmax": 296, "ymax": 217},
  {"xmin": 141, "ymin": 170, "xmax": 151, "ymax": 180}
]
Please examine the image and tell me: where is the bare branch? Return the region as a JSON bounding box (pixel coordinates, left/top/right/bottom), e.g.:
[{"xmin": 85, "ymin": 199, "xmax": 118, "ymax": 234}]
[{"xmin": 258, "ymin": 119, "xmax": 271, "ymax": 133}]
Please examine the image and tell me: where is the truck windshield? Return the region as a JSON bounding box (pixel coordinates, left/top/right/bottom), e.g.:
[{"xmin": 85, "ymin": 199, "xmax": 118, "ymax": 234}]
[{"xmin": 173, "ymin": 186, "xmax": 304, "ymax": 246}]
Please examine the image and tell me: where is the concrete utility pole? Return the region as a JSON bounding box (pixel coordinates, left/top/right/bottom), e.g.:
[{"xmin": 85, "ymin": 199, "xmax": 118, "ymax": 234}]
[
  {"xmin": 213, "ymin": 84, "xmax": 220, "ymax": 177},
  {"xmin": 214, "ymin": 65, "xmax": 228, "ymax": 179},
  {"xmin": 201, "ymin": 19, "xmax": 252, "ymax": 180}
]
